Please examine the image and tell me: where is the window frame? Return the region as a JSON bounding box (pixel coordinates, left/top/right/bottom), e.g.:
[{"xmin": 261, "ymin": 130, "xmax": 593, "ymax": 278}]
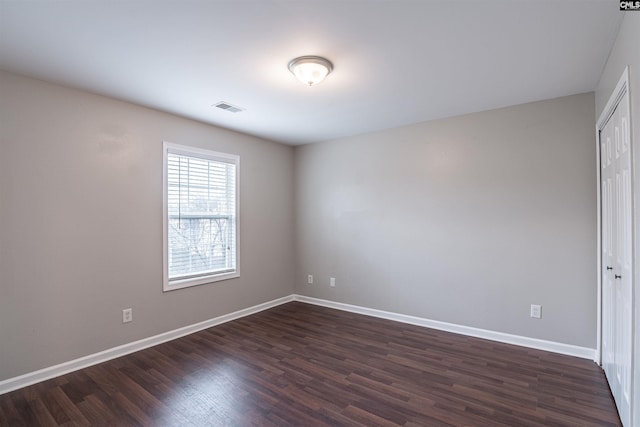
[{"xmin": 162, "ymin": 141, "xmax": 240, "ymax": 292}]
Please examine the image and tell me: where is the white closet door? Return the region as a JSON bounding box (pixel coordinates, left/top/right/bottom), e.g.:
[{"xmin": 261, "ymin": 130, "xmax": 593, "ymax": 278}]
[
  {"xmin": 601, "ymin": 111, "xmax": 615, "ymax": 391},
  {"xmin": 601, "ymin": 88, "xmax": 632, "ymax": 426}
]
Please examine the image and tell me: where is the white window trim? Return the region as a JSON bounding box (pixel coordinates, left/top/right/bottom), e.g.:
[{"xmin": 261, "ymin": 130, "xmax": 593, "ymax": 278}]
[{"xmin": 162, "ymin": 141, "xmax": 240, "ymax": 292}]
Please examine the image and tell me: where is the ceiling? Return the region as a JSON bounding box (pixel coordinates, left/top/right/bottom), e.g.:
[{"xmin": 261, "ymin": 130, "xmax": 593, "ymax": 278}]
[{"xmin": 0, "ymin": 1, "xmax": 623, "ymax": 145}]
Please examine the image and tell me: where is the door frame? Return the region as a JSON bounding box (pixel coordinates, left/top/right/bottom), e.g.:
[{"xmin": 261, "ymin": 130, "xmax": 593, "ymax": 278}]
[{"xmin": 594, "ymin": 66, "xmax": 637, "ymax": 368}]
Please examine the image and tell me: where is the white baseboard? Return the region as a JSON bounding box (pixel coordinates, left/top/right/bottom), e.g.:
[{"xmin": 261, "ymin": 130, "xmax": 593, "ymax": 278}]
[
  {"xmin": 0, "ymin": 295, "xmax": 295, "ymax": 395},
  {"xmin": 0, "ymin": 293, "xmax": 597, "ymax": 396},
  {"xmin": 292, "ymin": 295, "xmax": 596, "ymax": 361}
]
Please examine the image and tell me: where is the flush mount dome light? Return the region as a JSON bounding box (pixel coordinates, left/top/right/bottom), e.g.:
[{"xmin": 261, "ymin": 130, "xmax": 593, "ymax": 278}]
[{"xmin": 288, "ymin": 56, "xmax": 333, "ymax": 86}]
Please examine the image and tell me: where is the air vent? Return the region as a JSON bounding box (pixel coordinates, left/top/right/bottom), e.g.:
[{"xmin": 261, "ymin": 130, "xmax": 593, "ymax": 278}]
[{"xmin": 213, "ymin": 102, "xmax": 244, "ymax": 113}]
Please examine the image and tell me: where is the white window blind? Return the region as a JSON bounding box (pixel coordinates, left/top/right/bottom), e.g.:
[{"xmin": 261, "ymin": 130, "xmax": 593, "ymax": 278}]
[{"xmin": 163, "ymin": 143, "xmax": 239, "ymax": 290}]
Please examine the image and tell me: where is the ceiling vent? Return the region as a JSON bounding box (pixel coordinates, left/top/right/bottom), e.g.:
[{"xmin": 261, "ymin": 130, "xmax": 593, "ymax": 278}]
[{"xmin": 214, "ymin": 102, "xmax": 244, "ymax": 113}]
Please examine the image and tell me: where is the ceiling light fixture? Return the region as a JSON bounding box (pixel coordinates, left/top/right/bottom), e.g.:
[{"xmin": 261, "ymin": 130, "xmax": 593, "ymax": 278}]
[{"xmin": 288, "ymin": 56, "xmax": 333, "ymax": 87}]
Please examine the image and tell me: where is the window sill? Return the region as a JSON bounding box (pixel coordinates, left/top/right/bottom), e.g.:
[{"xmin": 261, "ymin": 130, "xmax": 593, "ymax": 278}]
[{"xmin": 163, "ymin": 271, "xmax": 240, "ymax": 292}]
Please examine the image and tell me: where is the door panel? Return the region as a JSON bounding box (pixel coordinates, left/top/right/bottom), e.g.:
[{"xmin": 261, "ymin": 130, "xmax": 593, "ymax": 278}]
[
  {"xmin": 601, "ymin": 91, "xmax": 632, "ymax": 426},
  {"xmin": 602, "ymin": 123, "xmax": 616, "ymax": 391}
]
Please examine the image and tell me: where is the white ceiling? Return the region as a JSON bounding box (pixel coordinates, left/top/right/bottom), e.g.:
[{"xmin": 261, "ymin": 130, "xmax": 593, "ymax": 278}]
[{"xmin": 0, "ymin": 0, "xmax": 623, "ymax": 145}]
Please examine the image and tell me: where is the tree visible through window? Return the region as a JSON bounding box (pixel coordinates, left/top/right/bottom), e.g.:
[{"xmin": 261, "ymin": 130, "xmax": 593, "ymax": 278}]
[{"xmin": 163, "ymin": 142, "xmax": 239, "ymax": 291}]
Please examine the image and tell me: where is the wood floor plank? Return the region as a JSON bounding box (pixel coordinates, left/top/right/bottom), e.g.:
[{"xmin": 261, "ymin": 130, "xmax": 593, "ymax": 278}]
[
  {"xmin": 44, "ymin": 386, "xmax": 91, "ymax": 427},
  {"xmin": 0, "ymin": 302, "xmax": 622, "ymax": 426}
]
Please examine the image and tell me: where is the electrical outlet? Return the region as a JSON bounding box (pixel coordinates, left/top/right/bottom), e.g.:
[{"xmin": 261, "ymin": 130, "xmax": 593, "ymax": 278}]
[
  {"xmin": 330, "ymin": 277, "xmax": 336, "ymax": 287},
  {"xmin": 308, "ymin": 274, "xmax": 313, "ymax": 284},
  {"xmin": 530, "ymin": 304, "xmax": 541, "ymax": 319},
  {"xmin": 122, "ymin": 308, "xmax": 133, "ymax": 323}
]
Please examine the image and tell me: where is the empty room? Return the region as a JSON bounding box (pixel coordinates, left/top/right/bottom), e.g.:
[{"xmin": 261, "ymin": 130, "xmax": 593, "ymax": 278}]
[{"xmin": 1, "ymin": 1, "xmax": 639, "ymax": 426}]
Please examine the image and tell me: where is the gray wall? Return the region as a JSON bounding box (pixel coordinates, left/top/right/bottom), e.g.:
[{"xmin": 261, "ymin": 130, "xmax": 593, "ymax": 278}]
[
  {"xmin": 295, "ymin": 93, "xmax": 597, "ymax": 348},
  {"xmin": 595, "ymin": 12, "xmax": 640, "ymax": 423},
  {"xmin": 0, "ymin": 71, "xmax": 295, "ymax": 381}
]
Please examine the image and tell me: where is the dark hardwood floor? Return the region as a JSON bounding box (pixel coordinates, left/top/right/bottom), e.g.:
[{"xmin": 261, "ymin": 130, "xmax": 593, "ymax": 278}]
[{"xmin": 0, "ymin": 302, "xmax": 621, "ymax": 426}]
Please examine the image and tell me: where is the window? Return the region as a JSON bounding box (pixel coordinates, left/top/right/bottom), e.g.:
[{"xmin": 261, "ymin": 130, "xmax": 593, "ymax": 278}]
[{"xmin": 163, "ymin": 142, "xmax": 239, "ymax": 291}]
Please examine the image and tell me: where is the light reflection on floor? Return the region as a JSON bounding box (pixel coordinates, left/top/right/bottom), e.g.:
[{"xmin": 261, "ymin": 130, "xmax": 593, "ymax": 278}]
[{"xmin": 158, "ymin": 358, "xmax": 253, "ymax": 426}]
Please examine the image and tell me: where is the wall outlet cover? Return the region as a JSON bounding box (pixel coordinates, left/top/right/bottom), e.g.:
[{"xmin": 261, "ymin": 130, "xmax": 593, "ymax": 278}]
[{"xmin": 530, "ymin": 304, "xmax": 541, "ymax": 319}]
